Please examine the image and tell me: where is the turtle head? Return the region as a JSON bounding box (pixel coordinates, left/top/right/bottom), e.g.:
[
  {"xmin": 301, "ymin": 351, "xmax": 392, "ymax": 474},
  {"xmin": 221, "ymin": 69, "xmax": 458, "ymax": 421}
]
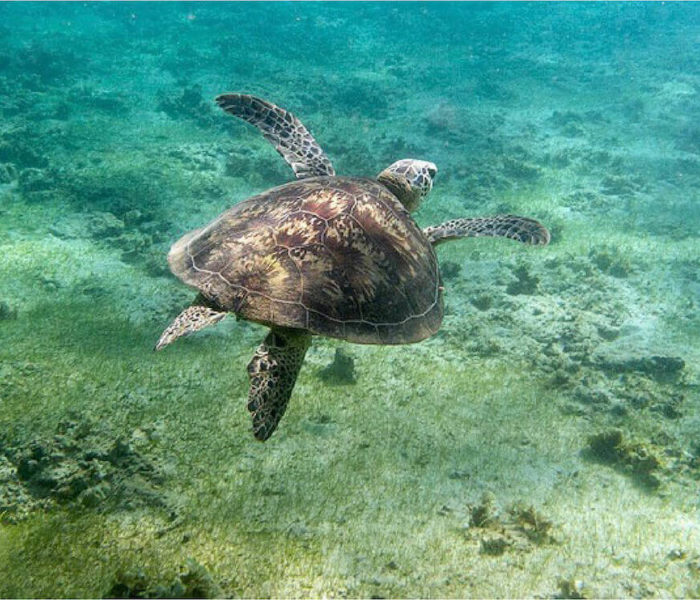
[{"xmin": 377, "ymin": 159, "xmax": 438, "ymax": 212}]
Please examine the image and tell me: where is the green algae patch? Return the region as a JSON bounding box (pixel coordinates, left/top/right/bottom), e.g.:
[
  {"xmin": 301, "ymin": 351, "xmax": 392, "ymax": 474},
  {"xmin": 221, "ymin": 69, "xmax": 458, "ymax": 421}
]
[
  {"xmin": 107, "ymin": 558, "xmax": 222, "ymax": 599},
  {"xmin": 0, "ymin": 511, "xmax": 225, "ymax": 598}
]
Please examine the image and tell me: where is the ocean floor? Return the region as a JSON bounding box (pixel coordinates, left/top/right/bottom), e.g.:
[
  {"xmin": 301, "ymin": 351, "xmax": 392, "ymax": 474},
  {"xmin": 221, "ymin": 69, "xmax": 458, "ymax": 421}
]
[{"xmin": 0, "ymin": 3, "xmax": 699, "ymax": 598}]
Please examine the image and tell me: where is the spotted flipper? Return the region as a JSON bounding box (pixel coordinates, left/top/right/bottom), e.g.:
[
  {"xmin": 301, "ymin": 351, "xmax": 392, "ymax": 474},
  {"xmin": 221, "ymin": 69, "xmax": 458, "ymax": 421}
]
[
  {"xmin": 424, "ymin": 215, "xmax": 550, "ymax": 247},
  {"xmin": 215, "ymin": 94, "xmax": 335, "ymax": 180},
  {"xmin": 246, "ymin": 328, "xmax": 312, "ymax": 441},
  {"xmin": 155, "ymin": 296, "xmax": 227, "ymax": 351}
]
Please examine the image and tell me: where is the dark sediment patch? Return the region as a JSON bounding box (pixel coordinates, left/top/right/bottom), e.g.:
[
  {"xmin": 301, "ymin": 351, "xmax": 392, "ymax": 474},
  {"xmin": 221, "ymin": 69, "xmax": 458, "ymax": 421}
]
[
  {"xmin": 107, "ymin": 558, "xmax": 222, "ymax": 599},
  {"xmin": 157, "ymin": 84, "xmax": 220, "ymax": 129},
  {"xmin": 506, "ymin": 264, "xmax": 541, "ymax": 295},
  {"xmin": 440, "ymin": 260, "xmax": 461, "ymax": 281},
  {"xmin": 317, "ymin": 347, "xmax": 357, "ymax": 385},
  {"xmin": 591, "ymin": 353, "xmax": 685, "ymax": 383},
  {"xmin": 0, "ymin": 416, "xmax": 173, "ymax": 523},
  {"xmin": 0, "ymin": 300, "xmax": 17, "ymax": 320}
]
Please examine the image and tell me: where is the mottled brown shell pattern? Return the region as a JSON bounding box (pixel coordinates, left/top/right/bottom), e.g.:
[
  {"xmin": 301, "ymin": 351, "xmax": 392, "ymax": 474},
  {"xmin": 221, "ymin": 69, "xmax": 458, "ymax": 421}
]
[{"xmin": 168, "ymin": 176, "xmax": 443, "ymax": 344}]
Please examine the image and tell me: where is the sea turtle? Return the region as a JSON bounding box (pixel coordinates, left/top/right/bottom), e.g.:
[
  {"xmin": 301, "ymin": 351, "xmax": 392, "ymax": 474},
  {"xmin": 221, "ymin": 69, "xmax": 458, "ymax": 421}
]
[{"xmin": 156, "ymin": 94, "xmax": 550, "ymax": 441}]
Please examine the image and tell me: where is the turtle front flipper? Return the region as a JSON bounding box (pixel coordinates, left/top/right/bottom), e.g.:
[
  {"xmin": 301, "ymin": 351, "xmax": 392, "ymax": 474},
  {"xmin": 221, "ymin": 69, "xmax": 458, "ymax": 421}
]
[
  {"xmin": 247, "ymin": 328, "xmax": 312, "ymax": 441},
  {"xmin": 155, "ymin": 295, "xmax": 227, "ymax": 351},
  {"xmin": 424, "ymin": 215, "xmax": 550, "ymax": 247},
  {"xmin": 215, "ymin": 94, "xmax": 335, "ymax": 180}
]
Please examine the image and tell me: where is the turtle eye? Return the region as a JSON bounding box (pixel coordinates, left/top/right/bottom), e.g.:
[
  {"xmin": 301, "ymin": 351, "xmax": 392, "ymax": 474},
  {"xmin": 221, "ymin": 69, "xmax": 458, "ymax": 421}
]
[{"xmin": 427, "ymin": 166, "xmax": 437, "ymax": 178}]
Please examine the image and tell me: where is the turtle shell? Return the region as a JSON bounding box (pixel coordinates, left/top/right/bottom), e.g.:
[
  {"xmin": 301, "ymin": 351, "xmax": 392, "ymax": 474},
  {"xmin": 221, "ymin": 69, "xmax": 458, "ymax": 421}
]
[{"xmin": 167, "ymin": 176, "xmax": 443, "ymax": 344}]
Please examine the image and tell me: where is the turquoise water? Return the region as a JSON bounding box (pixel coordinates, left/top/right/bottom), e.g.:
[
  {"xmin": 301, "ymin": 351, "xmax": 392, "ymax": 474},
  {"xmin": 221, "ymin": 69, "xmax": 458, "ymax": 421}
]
[{"xmin": 1, "ymin": 2, "xmax": 698, "ymax": 597}]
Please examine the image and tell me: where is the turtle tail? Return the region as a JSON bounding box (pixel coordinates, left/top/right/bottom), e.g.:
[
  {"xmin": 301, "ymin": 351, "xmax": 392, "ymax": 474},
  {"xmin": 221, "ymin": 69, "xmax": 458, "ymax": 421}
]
[{"xmin": 246, "ymin": 328, "xmax": 312, "ymax": 441}]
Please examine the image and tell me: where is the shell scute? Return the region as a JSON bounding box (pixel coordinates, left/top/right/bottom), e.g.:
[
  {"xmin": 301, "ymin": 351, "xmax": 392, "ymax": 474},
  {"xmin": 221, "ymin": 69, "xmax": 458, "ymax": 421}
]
[
  {"xmin": 274, "ymin": 212, "xmax": 326, "ymax": 248},
  {"xmin": 168, "ymin": 176, "xmax": 443, "ymax": 344},
  {"xmin": 300, "ymin": 186, "xmax": 356, "ymax": 220}
]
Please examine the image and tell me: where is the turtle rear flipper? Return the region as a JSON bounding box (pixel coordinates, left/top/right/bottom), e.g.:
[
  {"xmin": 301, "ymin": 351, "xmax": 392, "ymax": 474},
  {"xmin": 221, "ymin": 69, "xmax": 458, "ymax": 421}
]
[
  {"xmin": 155, "ymin": 296, "xmax": 227, "ymax": 351},
  {"xmin": 424, "ymin": 215, "xmax": 550, "ymax": 246},
  {"xmin": 216, "ymin": 94, "xmax": 335, "ymax": 180},
  {"xmin": 247, "ymin": 328, "xmax": 312, "ymax": 441}
]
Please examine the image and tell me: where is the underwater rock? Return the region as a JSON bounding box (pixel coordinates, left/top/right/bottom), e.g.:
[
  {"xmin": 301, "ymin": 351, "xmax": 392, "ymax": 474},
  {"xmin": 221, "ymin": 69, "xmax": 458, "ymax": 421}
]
[
  {"xmin": 570, "ymin": 367, "xmax": 685, "ymax": 420},
  {"xmin": 463, "ymin": 493, "xmax": 558, "ymax": 556},
  {"xmin": 320, "ymin": 135, "xmax": 373, "ymax": 176},
  {"xmin": 69, "ymin": 87, "xmax": 131, "ymax": 114},
  {"xmin": 561, "ymin": 189, "xmax": 611, "ymax": 214},
  {"xmin": 140, "ymin": 246, "xmax": 171, "ymax": 278},
  {"xmin": 588, "ymin": 246, "xmax": 632, "ymax": 278},
  {"xmin": 15, "ymin": 42, "xmax": 80, "ymax": 85},
  {"xmin": 469, "ymin": 492, "xmax": 496, "ymax": 528},
  {"xmin": 229, "ymin": 151, "xmax": 289, "ymax": 187},
  {"xmin": 0, "ymin": 454, "xmax": 34, "ymax": 523},
  {"xmin": 223, "ymin": 143, "xmax": 290, "ymax": 186},
  {"xmin": 585, "ymin": 429, "xmax": 664, "ymax": 489},
  {"xmin": 18, "ymin": 167, "xmax": 55, "ymax": 193},
  {"xmin": 573, "ymin": 385, "xmax": 613, "ymax": 407},
  {"xmin": 480, "ymin": 536, "xmax": 511, "ymax": 556},
  {"xmin": 331, "ymin": 79, "xmax": 390, "ymax": 118},
  {"xmin": 595, "ymin": 323, "xmax": 620, "ymax": 342},
  {"xmin": 501, "ymin": 156, "xmax": 541, "ymax": 182},
  {"xmin": 304, "ymin": 413, "xmax": 335, "ymax": 432},
  {"xmin": 48, "ymin": 213, "xmax": 89, "ymax": 239},
  {"xmin": 649, "ymin": 392, "xmax": 684, "ymax": 419},
  {"xmin": 80, "ymin": 211, "xmax": 167, "ymax": 275},
  {"xmin": 223, "ymin": 149, "xmax": 255, "ymax": 178},
  {"xmin": 157, "ymin": 84, "xmax": 217, "ymax": 128},
  {"xmin": 600, "ymin": 174, "xmax": 643, "ymax": 197},
  {"xmin": 167, "ymin": 144, "xmax": 222, "ymax": 173},
  {"xmin": 592, "ymin": 352, "xmax": 685, "ymax": 383},
  {"xmin": 107, "ymin": 569, "xmax": 151, "ymax": 599},
  {"xmin": 425, "ymin": 101, "xmax": 462, "ymax": 136},
  {"xmin": 678, "ymin": 127, "xmax": 700, "ymax": 153},
  {"xmin": 88, "ymin": 211, "xmax": 126, "ymax": 239},
  {"xmin": 379, "ymin": 134, "xmax": 422, "ymax": 163},
  {"xmin": 586, "ymin": 429, "xmax": 624, "ymax": 462},
  {"xmin": 52, "ymin": 100, "xmax": 72, "ymax": 120},
  {"xmin": 549, "ymin": 110, "xmax": 583, "ymax": 129},
  {"xmin": 470, "ymin": 293, "xmax": 493, "ymax": 311},
  {"xmin": 117, "ymin": 231, "xmax": 155, "ymax": 258},
  {"xmin": 508, "ymin": 502, "xmax": 555, "ymax": 545},
  {"xmin": 555, "ymin": 578, "xmax": 588, "ymax": 599},
  {"xmin": 0, "ymin": 418, "xmax": 169, "ymax": 521},
  {"xmin": 318, "ymin": 348, "xmax": 357, "ymax": 385},
  {"xmin": 57, "ymin": 154, "xmax": 184, "ymax": 246},
  {"xmin": 474, "ymin": 80, "xmax": 516, "ymax": 101},
  {"xmin": 0, "ymin": 136, "xmax": 49, "ymax": 169}
]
